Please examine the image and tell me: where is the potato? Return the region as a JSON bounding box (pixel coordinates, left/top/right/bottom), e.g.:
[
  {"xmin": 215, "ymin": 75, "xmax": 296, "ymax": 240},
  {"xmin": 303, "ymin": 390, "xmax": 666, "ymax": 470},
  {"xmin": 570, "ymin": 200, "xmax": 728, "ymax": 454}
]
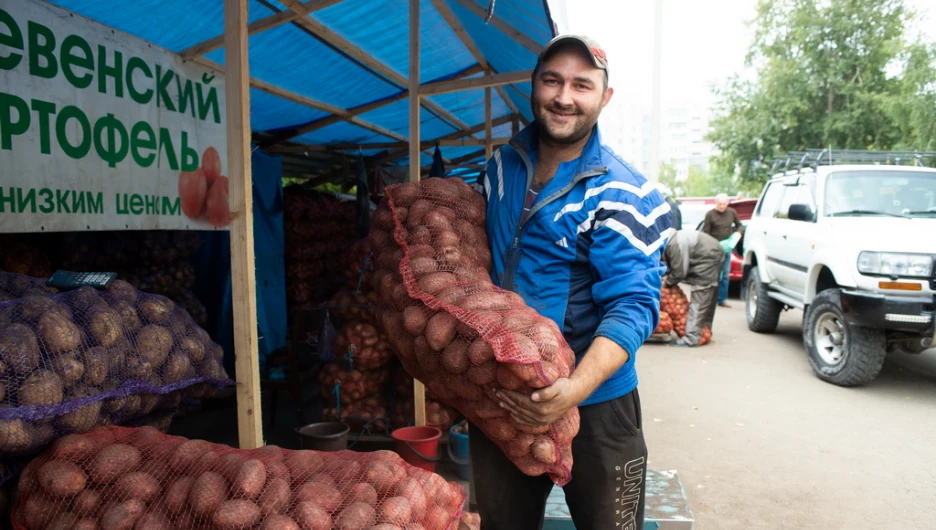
[
  {"xmin": 47, "ymin": 511, "xmax": 79, "ymax": 530},
  {"xmin": 450, "ymin": 376, "xmax": 484, "ymax": 400},
  {"xmin": 82, "ymin": 346, "xmax": 109, "ymax": 386},
  {"xmin": 363, "ymin": 460, "xmax": 405, "ymax": 494},
  {"xmin": 72, "ymin": 487, "xmax": 102, "ymax": 513},
  {"xmin": 282, "ymin": 450, "xmax": 323, "ymax": 480},
  {"xmin": 413, "ymin": 337, "xmax": 440, "ymax": 375},
  {"xmin": 134, "ymin": 512, "xmax": 172, "ymax": 530},
  {"xmin": 506, "ymin": 431, "xmax": 538, "ymax": 460},
  {"xmin": 335, "ymin": 502, "xmax": 376, "ymax": 530},
  {"xmin": 425, "ymin": 312, "xmax": 457, "ymax": 351},
  {"xmin": 485, "ymin": 418, "xmax": 517, "ymax": 442},
  {"xmin": 258, "ymin": 477, "xmax": 290, "ymax": 517},
  {"xmin": 265, "ymin": 458, "xmax": 291, "ymax": 483},
  {"xmin": 466, "ymin": 362, "xmax": 497, "ymax": 386},
  {"xmin": 416, "ymin": 272, "xmax": 454, "ymax": 296},
  {"xmin": 101, "ymin": 499, "xmax": 146, "ymax": 530},
  {"xmin": 161, "ymin": 350, "xmax": 191, "ymax": 383},
  {"xmin": 531, "ymin": 437, "xmax": 558, "ymax": 465},
  {"xmin": 406, "ymin": 200, "xmax": 432, "ymax": 228},
  {"xmin": 59, "ymin": 384, "xmax": 103, "ymax": 433},
  {"xmin": 87, "ymin": 306, "xmax": 124, "ymax": 348},
  {"xmin": 137, "ymin": 296, "xmax": 175, "ymax": 324},
  {"xmin": 73, "ymin": 519, "xmax": 99, "ymax": 530},
  {"xmin": 36, "ymin": 311, "xmax": 82, "ymax": 353},
  {"xmin": 114, "ymin": 471, "xmax": 160, "ymax": 503},
  {"xmin": 377, "ymin": 497, "xmax": 412, "ymax": 525},
  {"xmin": 347, "ymin": 482, "xmax": 378, "ymax": 505},
  {"xmin": 38, "ymin": 459, "xmax": 87, "ymax": 497},
  {"xmin": 293, "ymin": 501, "xmax": 332, "ymax": 530},
  {"xmin": 18, "ymin": 369, "xmax": 64, "ymax": 406},
  {"xmin": 189, "ymin": 471, "xmax": 227, "ymax": 515},
  {"xmin": 87, "ymin": 444, "xmax": 141, "ymax": 483},
  {"xmin": 441, "ymin": 340, "xmax": 469, "ymax": 374},
  {"xmin": 111, "ymin": 301, "xmax": 142, "ymax": 333},
  {"xmin": 163, "ymin": 476, "xmax": 195, "ymax": 513},
  {"xmin": 232, "ymin": 459, "xmax": 266, "ymax": 499},
  {"xmin": 66, "ymin": 287, "xmax": 107, "ymax": 311},
  {"xmin": 176, "ymin": 336, "xmax": 206, "ymax": 364},
  {"xmin": 553, "ymin": 411, "xmax": 578, "ymax": 445},
  {"xmin": 393, "ymin": 478, "xmax": 428, "ymax": 519},
  {"xmin": 423, "ymin": 210, "xmax": 453, "ymax": 232},
  {"xmin": 495, "ymin": 364, "xmax": 525, "ymax": 392},
  {"xmin": 21, "ymin": 492, "xmax": 55, "ymax": 528},
  {"xmin": 261, "ymin": 515, "xmax": 301, "ymax": 530},
  {"xmin": 105, "ymin": 279, "xmax": 137, "ymax": 303},
  {"xmin": 136, "ymin": 325, "xmax": 173, "ymax": 367},
  {"xmin": 50, "ymin": 433, "xmax": 98, "ymax": 462},
  {"xmin": 0, "ymin": 323, "xmax": 40, "ymax": 373},
  {"xmin": 15, "ymin": 296, "xmax": 64, "ymax": 321},
  {"xmin": 123, "ymin": 355, "xmax": 154, "ymax": 381},
  {"xmin": 213, "ymin": 499, "xmax": 261, "ymax": 529},
  {"xmin": 51, "ymin": 354, "xmax": 86, "ymax": 388},
  {"xmin": 423, "ymin": 505, "xmax": 453, "ymax": 530}
]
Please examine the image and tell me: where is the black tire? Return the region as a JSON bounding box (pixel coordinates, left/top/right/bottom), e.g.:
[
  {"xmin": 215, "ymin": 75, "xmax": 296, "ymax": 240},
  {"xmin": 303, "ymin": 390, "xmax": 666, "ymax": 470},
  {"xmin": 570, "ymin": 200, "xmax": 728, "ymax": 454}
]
[
  {"xmin": 745, "ymin": 266, "xmax": 782, "ymax": 333},
  {"xmin": 803, "ymin": 289, "xmax": 886, "ymax": 386}
]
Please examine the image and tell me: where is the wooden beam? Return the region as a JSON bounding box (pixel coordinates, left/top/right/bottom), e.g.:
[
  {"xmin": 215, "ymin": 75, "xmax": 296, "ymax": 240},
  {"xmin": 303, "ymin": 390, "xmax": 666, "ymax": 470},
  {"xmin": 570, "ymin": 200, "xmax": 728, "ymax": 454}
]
[
  {"xmin": 377, "ymin": 114, "xmax": 512, "ymax": 164},
  {"xmin": 451, "ymin": 148, "xmax": 487, "ymax": 165},
  {"xmin": 495, "ymin": 85, "xmax": 520, "ymax": 115},
  {"xmin": 485, "ymin": 87, "xmax": 493, "ymax": 161},
  {"xmin": 191, "ymin": 57, "xmax": 407, "ymax": 143},
  {"xmin": 224, "ymin": 0, "xmax": 263, "ymax": 450},
  {"xmin": 419, "ymin": 69, "xmax": 532, "ymax": 96},
  {"xmin": 180, "ymin": 0, "xmax": 345, "ymax": 59},
  {"xmin": 512, "ymin": 114, "xmax": 520, "ymax": 136},
  {"xmin": 279, "ymin": 0, "xmax": 470, "ymax": 132},
  {"xmin": 451, "ymin": 0, "xmax": 543, "ymax": 55},
  {"xmin": 509, "ymin": 83, "xmax": 532, "ymax": 102},
  {"xmin": 409, "ymin": 0, "xmax": 427, "ymax": 428}
]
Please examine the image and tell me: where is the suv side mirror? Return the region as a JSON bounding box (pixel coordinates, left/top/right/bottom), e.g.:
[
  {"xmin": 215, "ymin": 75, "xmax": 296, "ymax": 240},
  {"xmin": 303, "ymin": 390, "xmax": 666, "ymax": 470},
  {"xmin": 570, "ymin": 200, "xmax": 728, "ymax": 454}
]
[{"xmin": 788, "ymin": 203, "xmax": 815, "ymax": 222}]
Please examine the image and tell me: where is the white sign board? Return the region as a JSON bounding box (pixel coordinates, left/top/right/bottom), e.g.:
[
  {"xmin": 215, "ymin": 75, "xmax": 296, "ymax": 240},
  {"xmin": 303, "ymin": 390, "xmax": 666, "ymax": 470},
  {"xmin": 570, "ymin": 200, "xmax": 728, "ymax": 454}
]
[{"xmin": 0, "ymin": 0, "xmax": 229, "ymax": 232}]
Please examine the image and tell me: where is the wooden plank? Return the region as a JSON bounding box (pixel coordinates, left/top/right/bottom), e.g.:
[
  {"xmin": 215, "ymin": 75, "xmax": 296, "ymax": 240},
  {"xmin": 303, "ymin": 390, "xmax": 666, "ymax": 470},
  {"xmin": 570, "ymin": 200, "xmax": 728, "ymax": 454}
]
[
  {"xmin": 419, "ymin": 70, "xmax": 532, "ymax": 96},
  {"xmin": 485, "ymin": 87, "xmax": 493, "ymax": 161},
  {"xmin": 509, "ymin": 83, "xmax": 532, "ymax": 102},
  {"xmin": 451, "ymin": 0, "xmax": 543, "ymax": 54},
  {"xmin": 496, "ymin": 85, "xmax": 520, "ymax": 115},
  {"xmin": 278, "ymin": 0, "xmax": 470, "ymax": 132},
  {"xmin": 224, "ymin": 0, "xmax": 263, "ymax": 450},
  {"xmin": 410, "ymin": 0, "xmax": 427, "ymax": 428},
  {"xmin": 180, "ymin": 0, "xmax": 345, "ymax": 59},
  {"xmin": 512, "ymin": 114, "xmax": 520, "ymax": 136},
  {"xmin": 268, "ymin": 137, "xmax": 511, "ymax": 153},
  {"xmin": 377, "ymin": 114, "xmax": 513, "ymax": 164}
]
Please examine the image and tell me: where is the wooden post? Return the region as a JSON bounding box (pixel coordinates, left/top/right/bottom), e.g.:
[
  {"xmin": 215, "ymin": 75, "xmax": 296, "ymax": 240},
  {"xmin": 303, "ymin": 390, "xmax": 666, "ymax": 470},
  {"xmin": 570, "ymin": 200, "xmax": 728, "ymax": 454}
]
[
  {"xmin": 409, "ymin": 0, "xmax": 427, "ymax": 428},
  {"xmin": 485, "ymin": 86, "xmax": 492, "ymax": 161},
  {"xmin": 225, "ymin": 0, "xmax": 263, "ymax": 449},
  {"xmin": 512, "ymin": 114, "xmax": 521, "ymax": 137}
]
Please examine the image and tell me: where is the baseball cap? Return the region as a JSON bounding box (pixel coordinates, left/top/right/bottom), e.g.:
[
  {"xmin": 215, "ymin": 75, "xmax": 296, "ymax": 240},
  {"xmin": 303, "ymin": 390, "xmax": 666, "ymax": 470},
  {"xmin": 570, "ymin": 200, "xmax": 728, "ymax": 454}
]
[{"xmin": 537, "ymin": 35, "xmax": 609, "ymax": 73}]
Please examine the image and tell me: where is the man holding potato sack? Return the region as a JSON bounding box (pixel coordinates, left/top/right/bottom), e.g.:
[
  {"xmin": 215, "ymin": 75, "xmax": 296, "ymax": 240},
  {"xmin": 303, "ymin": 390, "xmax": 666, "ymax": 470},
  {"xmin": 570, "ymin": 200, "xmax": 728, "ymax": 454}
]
[
  {"xmin": 663, "ymin": 229, "xmax": 724, "ymax": 347},
  {"xmin": 474, "ymin": 35, "xmax": 672, "ymax": 530}
]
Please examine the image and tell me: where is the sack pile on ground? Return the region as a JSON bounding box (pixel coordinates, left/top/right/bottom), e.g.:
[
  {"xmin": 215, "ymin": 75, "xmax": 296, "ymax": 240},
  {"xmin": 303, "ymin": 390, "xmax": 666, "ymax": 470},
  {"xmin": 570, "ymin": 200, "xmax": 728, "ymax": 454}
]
[
  {"xmin": 658, "ymin": 285, "xmax": 712, "ymax": 345},
  {"xmin": 366, "ymin": 177, "xmax": 579, "ymax": 485},
  {"xmin": 12, "ymin": 425, "xmax": 470, "ymax": 530},
  {"xmin": 0, "ymin": 272, "xmax": 232, "ymax": 457}
]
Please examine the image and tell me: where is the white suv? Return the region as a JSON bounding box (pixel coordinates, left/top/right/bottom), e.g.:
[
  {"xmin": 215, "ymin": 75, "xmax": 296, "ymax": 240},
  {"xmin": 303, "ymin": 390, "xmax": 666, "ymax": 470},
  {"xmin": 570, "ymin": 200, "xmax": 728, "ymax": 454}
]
[{"xmin": 743, "ymin": 150, "xmax": 936, "ymax": 386}]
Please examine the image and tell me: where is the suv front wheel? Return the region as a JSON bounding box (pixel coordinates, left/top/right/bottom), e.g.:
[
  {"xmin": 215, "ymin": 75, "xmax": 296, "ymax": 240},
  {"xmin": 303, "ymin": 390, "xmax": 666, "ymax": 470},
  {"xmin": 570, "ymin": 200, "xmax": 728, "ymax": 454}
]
[
  {"xmin": 803, "ymin": 289, "xmax": 886, "ymax": 386},
  {"xmin": 746, "ymin": 266, "xmax": 782, "ymax": 332}
]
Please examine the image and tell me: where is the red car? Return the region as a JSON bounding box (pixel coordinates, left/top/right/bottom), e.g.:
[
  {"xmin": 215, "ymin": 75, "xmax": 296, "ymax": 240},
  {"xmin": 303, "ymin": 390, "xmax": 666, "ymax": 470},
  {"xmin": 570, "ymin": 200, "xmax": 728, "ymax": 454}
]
[{"xmin": 677, "ymin": 197, "xmax": 757, "ymax": 284}]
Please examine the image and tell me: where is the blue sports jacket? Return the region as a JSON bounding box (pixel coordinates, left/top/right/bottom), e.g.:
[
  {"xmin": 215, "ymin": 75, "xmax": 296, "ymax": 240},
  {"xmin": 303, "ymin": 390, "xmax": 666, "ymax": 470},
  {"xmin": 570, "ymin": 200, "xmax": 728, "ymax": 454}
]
[{"xmin": 482, "ymin": 124, "xmax": 672, "ymax": 406}]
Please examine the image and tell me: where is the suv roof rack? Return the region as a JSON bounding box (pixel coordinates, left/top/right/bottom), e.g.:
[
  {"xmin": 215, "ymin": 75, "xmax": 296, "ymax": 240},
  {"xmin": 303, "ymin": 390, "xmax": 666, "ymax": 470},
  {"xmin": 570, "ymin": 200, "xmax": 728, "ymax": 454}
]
[{"xmin": 768, "ymin": 148, "xmax": 936, "ymax": 175}]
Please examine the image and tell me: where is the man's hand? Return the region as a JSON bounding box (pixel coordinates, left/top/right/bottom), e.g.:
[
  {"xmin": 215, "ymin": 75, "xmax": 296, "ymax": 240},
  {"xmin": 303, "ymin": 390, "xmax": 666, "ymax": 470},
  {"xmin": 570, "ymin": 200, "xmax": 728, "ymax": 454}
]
[{"xmin": 495, "ymin": 378, "xmax": 585, "ymax": 426}]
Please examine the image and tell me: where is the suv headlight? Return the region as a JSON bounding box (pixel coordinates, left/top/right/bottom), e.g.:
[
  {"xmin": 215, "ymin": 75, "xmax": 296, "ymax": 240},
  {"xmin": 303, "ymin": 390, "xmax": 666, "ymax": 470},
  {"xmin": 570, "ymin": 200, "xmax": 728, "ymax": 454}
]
[{"xmin": 857, "ymin": 252, "xmax": 933, "ymax": 278}]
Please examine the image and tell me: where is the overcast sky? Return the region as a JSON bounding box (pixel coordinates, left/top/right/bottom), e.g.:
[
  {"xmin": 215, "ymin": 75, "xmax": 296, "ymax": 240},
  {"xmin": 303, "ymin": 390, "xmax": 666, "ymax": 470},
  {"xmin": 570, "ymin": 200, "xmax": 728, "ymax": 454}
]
[{"xmin": 549, "ymin": 0, "xmax": 936, "ymax": 112}]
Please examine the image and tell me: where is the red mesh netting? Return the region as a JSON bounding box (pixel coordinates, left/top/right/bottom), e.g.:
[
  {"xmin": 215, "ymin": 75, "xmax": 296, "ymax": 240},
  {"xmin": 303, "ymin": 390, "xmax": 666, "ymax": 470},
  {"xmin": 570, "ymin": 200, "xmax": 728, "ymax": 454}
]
[
  {"xmin": 653, "ymin": 312, "xmax": 674, "ymax": 335},
  {"xmin": 660, "ymin": 285, "xmax": 689, "ymax": 338},
  {"xmin": 366, "ymin": 177, "xmax": 579, "ymax": 486},
  {"xmin": 0, "ymin": 273, "xmax": 232, "ymax": 458},
  {"xmin": 12, "ymin": 425, "xmax": 469, "ymax": 530}
]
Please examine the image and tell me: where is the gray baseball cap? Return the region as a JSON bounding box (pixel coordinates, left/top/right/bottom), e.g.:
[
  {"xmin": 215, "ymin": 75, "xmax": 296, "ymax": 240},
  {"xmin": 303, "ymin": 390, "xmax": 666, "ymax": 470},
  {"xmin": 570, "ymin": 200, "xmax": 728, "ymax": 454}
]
[{"xmin": 537, "ymin": 35, "xmax": 609, "ymax": 72}]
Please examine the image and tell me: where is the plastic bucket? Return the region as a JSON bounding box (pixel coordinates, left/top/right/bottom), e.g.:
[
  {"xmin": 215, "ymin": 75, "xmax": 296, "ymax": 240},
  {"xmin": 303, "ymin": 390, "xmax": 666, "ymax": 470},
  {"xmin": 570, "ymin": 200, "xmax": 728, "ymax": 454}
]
[
  {"xmin": 391, "ymin": 426, "xmax": 442, "ymax": 472},
  {"xmin": 448, "ymin": 425, "xmax": 470, "ymax": 480},
  {"xmin": 295, "ymin": 422, "xmax": 350, "ymax": 452}
]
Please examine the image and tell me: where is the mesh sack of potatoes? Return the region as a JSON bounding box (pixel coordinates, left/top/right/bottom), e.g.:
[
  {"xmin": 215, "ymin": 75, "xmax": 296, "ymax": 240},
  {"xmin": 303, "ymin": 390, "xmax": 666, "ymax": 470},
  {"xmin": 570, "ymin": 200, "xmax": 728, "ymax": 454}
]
[
  {"xmin": 12, "ymin": 425, "xmax": 469, "ymax": 530},
  {"xmin": 0, "ymin": 273, "xmax": 232, "ymax": 457},
  {"xmin": 367, "ymin": 177, "xmax": 580, "ymax": 486}
]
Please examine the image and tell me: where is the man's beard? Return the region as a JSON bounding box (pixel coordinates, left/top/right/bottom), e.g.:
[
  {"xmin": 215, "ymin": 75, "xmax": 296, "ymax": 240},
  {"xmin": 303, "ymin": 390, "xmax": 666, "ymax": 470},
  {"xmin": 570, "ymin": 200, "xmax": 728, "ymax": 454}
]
[{"xmin": 533, "ymin": 103, "xmax": 600, "ymax": 145}]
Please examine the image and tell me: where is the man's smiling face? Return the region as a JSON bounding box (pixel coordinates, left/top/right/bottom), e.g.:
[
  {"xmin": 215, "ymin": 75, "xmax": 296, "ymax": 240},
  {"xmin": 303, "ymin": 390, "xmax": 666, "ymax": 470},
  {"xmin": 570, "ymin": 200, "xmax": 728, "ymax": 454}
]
[{"xmin": 531, "ymin": 44, "xmax": 613, "ymax": 145}]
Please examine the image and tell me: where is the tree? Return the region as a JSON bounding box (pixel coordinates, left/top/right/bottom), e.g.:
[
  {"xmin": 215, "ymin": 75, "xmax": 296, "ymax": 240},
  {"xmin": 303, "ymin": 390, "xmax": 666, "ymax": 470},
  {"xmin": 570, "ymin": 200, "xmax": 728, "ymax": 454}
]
[
  {"xmin": 707, "ymin": 0, "xmax": 936, "ymax": 188},
  {"xmin": 658, "ymin": 160, "xmax": 680, "ymax": 194}
]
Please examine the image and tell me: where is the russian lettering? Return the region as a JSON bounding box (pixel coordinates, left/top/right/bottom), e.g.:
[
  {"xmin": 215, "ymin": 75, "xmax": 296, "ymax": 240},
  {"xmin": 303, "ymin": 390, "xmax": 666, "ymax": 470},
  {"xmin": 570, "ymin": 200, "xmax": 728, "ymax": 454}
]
[
  {"xmin": 115, "ymin": 193, "xmax": 128, "ymax": 215},
  {"xmin": 196, "ymin": 83, "xmax": 221, "ymax": 124},
  {"xmin": 157, "ymin": 127, "xmax": 179, "ymax": 170},
  {"xmin": 93, "ymin": 113, "xmax": 129, "ymax": 168},
  {"xmin": 97, "ymin": 45, "xmax": 123, "ymax": 97},
  {"xmin": 180, "ymin": 131, "xmax": 198, "ymax": 171},
  {"xmin": 144, "ymin": 194, "xmax": 158, "ymax": 215},
  {"xmin": 161, "ymin": 196, "xmax": 180, "ymax": 216},
  {"xmin": 87, "ymin": 192, "xmax": 103, "ymax": 214},
  {"xmin": 126, "ymin": 56, "xmax": 153, "ymax": 105},
  {"xmin": 130, "ymin": 121, "xmax": 156, "ymax": 167},
  {"xmin": 0, "ymin": 9, "xmax": 24, "ymax": 71},
  {"xmin": 0, "ymin": 187, "xmax": 13, "ymax": 213},
  {"xmin": 56, "ymin": 105, "xmax": 91, "ymax": 159},
  {"xmin": 176, "ymin": 77, "xmax": 195, "ymax": 117},
  {"xmin": 155, "ymin": 65, "xmax": 175, "ymax": 111},
  {"xmin": 0, "ymin": 92, "xmax": 29, "ymax": 150},
  {"xmin": 38, "ymin": 188, "xmax": 54, "ymax": 213},
  {"xmin": 16, "ymin": 187, "xmax": 36, "ymax": 213},
  {"xmin": 26, "ymin": 21, "xmax": 56, "ymax": 79},
  {"xmin": 55, "ymin": 189, "xmax": 71, "ymax": 214},
  {"xmin": 61, "ymin": 35, "xmax": 93, "ymax": 89},
  {"xmin": 71, "ymin": 189, "xmax": 85, "ymax": 213},
  {"xmin": 30, "ymin": 99, "xmax": 55, "ymax": 154},
  {"xmin": 129, "ymin": 193, "xmax": 144, "ymax": 215}
]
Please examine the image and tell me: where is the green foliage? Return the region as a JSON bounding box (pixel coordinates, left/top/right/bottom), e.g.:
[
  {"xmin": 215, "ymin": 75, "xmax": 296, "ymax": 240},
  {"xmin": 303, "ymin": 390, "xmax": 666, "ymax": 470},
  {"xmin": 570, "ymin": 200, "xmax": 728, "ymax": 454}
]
[{"xmin": 707, "ymin": 0, "xmax": 936, "ymax": 188}]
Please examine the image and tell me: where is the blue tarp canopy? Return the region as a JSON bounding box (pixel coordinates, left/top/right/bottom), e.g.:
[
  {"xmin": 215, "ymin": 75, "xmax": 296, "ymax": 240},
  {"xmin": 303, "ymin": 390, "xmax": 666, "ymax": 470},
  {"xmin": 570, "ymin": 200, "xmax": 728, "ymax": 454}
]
[{"xmin": 48, "ymin": 0, "xmax": 557, "ymax": 177}]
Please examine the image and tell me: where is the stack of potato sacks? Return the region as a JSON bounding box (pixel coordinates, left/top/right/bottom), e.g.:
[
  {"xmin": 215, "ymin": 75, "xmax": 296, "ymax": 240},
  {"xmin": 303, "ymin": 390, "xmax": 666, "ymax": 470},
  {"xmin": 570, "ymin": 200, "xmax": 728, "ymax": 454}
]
[
  {"xmin": 656, "ymin": 285, "xmax": 711, "ymax": 345},
  {"xmin": 365, "ymin": 177, "xmax": 580, "ymax": 485},
  {"xmin": 0, "ymin": 272, "xmax": 232, "ymax": 460}
]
